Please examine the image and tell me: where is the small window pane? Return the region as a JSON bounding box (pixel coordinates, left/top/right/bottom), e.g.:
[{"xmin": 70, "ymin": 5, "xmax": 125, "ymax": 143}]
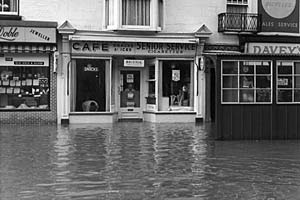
[
  {"xmin": 257, "ymin": 64, "xmax": 271, "ymax": 74},
  {"xmin": 278, "ymin": 65, "xmax": 292, "ymax": 74},
  {"xmin": 256, "ymin": 89, "xmax": 271, "ymax": 102},
  {"xmin": 278, "ymin": 90, "xmax": 292, "ymax": 102},
  {"xmin": 240, "ymin": 89, "xmax": 254, "ymax": 102},
  {"xmin": 256, "ymin": 76, "xmax": 271, "ymax": 88},
  {"xmin": 222, "ymin": 61, "xmax": 238, "ymax": 74},
  {"xmin": 240, "ymin": 76, "xmax": 254, "ymax": 88},
  {"xmin": 122, "ymin": 0, "xmax": 150, "ymax": 26},
  {"xmin": 277, "ymin": 76, "xmax": 292, "ymax": 88},
  {"xmin": 294, "ymin": 76, "xmax": 300, "ymax": 88},
  {"xmin": 295, "ymin": 63, "xmax": 300, "ymax": 74},
  {"xmin": 223, "ymin": 89, "xmax": 238, "ymax": 102},
  {"xmin": 223, "ymin": 76, "xmax": 238, "ymax": 88},
  {"xmin": 240, "ymin": 63, "xmax": 254, "ymax": 74},
  {"xmin": 294, "ymin": 90, "xmax": 300, "ymax": 102}
]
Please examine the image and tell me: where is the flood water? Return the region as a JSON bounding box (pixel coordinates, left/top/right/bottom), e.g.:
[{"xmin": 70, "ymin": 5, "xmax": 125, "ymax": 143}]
[{"xmin": 1, "ymin": 122, "xmax": 300, "ymax": 200}]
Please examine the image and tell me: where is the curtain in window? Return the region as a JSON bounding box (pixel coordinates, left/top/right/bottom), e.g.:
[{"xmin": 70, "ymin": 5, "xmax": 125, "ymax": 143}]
[
  {"xmin": 122, "ymin": 0, "xmax": 150, "ymax": 26},
  {"xmin": 2, "ymin": 0, "xmax": 17, "ymax": 12}
]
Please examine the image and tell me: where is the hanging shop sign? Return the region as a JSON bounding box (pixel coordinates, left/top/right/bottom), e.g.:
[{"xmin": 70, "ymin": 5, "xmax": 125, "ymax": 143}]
[
  {"xmin": 0, "ymin": 26, "xmax": 56, "ymax": 43},
  {"xmin": 246, "ymin": 43, "xmax": 300, "ymax": 54},
  {"xmin": 258, "ymin": 0, "xmax": 299, "ymax": 33},
  {"xmin": 124, "ymin": 59, "xmax": 144, "ymax": 67},
  {"xmin": 72, "ymin": 42, "xmax": 196, "ymax": 57}
]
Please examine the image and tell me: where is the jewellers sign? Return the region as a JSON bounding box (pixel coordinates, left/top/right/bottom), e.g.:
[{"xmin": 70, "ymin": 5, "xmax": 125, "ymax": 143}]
[
  {"xmin": 0, "ymin": 26, "xmax": 56, "ymax": 43},
  {"xmin": 258, "ymin": 0, "xmax": 299, "ymax": 33},
  {"xmin": 247, "ymin": 43, "xmax": 300, "ymax": 54}
]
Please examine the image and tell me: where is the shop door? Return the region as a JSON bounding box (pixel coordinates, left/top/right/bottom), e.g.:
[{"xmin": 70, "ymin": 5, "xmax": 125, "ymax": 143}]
[{"xmin": 119, "ymin": 70, "xmax": 142, "ymax": 119}]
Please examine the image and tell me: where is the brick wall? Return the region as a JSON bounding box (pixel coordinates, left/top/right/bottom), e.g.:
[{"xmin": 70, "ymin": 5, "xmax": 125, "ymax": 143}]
[{"xmin": 0, "ymin": 53, "xmax": 57, "ymax": 124}]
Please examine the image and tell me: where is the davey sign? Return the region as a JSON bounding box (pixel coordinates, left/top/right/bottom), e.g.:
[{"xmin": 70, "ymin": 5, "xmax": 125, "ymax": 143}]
[
  {"xmin": 259, "ymin": 0, "xmax": 299, "ymax": 33},
  {"xmin": 247, "ymin": 43, "xmax": 300, "ymax": 54}
]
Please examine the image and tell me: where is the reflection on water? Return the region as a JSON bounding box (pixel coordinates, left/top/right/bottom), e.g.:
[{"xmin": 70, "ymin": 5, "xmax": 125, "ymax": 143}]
[{"xmin": 1, "ymin": 123, "xmax": 300, "ymax": 199}]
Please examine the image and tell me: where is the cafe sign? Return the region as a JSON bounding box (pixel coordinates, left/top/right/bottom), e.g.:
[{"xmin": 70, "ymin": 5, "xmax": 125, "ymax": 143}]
[
  {"xmin": 72, "ymin": 42, "xmax": 196, "ymax": 57},
  {"xmin": 0, "ymin": 26, "xmax": 56, "ymax": 43},
  {"xmin": 247, "ymin": 43, "xmax": 300, "ymax": 54}
]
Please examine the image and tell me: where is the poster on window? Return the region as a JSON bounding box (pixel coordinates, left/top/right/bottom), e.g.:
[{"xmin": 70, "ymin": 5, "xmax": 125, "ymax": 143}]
[
  {"xmin": 172, "ymin": 70, "xmax": 180, "ymax": 82},
  {"xmin": 278, "ymin": 78, "xmax": 289, "ymax": 86},
  {"xmin": 127, "ymin": 74, "xmax": 134, "ymax": 83},
  {"xmin": 258, "ymin": 0, "xmax": 299, "ymax": 33}
]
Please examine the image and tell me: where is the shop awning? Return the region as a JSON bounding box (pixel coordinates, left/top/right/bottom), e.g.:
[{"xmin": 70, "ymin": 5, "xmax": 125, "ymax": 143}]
[{"xmin": 0, "ymin": 44, "xmax": 57, "ymax": 53}]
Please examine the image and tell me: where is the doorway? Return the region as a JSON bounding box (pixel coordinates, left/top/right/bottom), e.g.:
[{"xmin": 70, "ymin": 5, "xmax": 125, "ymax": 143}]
[{"xmin": 119, "ymin": 70, "xmax": 142, "ymax": 119}]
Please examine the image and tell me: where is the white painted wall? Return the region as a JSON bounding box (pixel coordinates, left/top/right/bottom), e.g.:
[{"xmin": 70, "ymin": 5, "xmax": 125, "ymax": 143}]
[{"xmin": 19, "ymin": 0, "xmax": 243, "ymax": 45}]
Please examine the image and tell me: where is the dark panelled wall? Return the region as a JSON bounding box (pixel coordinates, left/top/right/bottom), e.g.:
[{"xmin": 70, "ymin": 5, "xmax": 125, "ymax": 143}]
[{"xmin": 215, "ymin": 55, "xmax": 300, "ymax": 140}]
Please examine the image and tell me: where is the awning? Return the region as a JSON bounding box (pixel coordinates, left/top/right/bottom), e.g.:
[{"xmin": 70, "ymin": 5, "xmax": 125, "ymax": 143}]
[{"xmin": 0, "ymin": 44, "xmax": 57, "ymax": 53}]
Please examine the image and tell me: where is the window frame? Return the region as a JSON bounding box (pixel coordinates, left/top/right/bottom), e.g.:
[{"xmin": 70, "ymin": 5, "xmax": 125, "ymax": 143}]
[
  {"xmin": 221, "ymin": 60, "xmax": 273, "ymax": 104},
  {"xmin": 0, "ymin": 0, "xmax": 19, "ymax": 16},
  {"xmin": 276, "ymin": 61, "xmax": 300, "ymax": 104},
  {"xmin": 104, "ymin": 0, "xmax": 163, "ymax": 31}
]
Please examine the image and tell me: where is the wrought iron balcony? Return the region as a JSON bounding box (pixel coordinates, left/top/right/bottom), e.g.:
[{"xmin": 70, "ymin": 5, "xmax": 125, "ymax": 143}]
[{"xmin": 218, "ymin": 13, "xmax": 261, "ymax": 33}]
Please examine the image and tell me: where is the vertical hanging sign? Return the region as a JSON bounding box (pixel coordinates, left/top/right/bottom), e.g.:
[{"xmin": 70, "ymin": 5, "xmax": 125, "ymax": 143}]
[{"xmin": 258, "ymin": 0, "xmax": 299, "ymax": 33}]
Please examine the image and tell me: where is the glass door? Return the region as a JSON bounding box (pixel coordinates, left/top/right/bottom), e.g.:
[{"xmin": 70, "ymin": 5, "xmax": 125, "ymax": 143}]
[{"xmin": 119, "ymin": 70, "xmax": 142, "ymax": 119}]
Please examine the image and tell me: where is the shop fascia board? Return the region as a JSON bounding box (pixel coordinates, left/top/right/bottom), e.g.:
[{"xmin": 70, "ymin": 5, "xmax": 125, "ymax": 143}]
[
  {"xmin": 69, "ymin": 32, "xmax": 198, "ymax": 44},
  {"xmin": 0, "ymin": 20, "xmax": 57, "ymax": 28}
]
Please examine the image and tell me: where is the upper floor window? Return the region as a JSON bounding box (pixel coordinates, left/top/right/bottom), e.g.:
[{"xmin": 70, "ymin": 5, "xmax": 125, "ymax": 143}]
[
  {"xmin": 227, "ymin": 0, "xmax": 248, "ymax": 13},
  {"xmin": 105, "ymin": 0, "xmax": 163, "ymax": 31},
  {"xmin": 0, "ymin": 0, "xmax": 18, "ymax": 15}
]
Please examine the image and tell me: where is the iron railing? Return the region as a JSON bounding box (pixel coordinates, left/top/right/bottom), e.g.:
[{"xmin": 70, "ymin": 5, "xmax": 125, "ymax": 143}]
[{"xmin": 218, "ymin": 13, "xmax": 261, "ymax": 33}]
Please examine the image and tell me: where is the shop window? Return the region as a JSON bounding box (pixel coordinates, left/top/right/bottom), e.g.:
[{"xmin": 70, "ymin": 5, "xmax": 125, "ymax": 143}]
[
  {"xmin": 104, "ymin": 0, "xmax": 163, "ymax": 31},
  {"xmin": 277, "ymin": 61, "xmax": 300, "ymax": 103},
  {"xmin": 75, "ymin": 59, "xmax": 106, "ymax": 112},
  {"xmin": 162, "ymin": 61, "xmax": 192, "ymax": 108},
  {"xmin": 0, "ymin": 65, "xmax": 50, "ymax": 110},
  {"xmin": 0, "ymin": 0, "xmax": 18, "ymax": 15},
  {"xmin": 222, "ymin": 60, "xmax": 272, "ymax": 104},
  {"xmin": 146, "ymin": 65, "xmax": 156, "ymax": 104}
]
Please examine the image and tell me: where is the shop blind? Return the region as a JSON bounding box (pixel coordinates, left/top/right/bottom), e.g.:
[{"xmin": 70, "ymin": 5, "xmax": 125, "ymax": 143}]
[{"xmin": 0, "ymin": 44, "xmax": 56, "ymax": 53}]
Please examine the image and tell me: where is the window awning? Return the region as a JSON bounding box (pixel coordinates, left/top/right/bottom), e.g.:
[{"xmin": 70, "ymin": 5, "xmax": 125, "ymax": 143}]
[{"xmin": 0, "ymin": 44, "xmax": 57, "ymax": 53}]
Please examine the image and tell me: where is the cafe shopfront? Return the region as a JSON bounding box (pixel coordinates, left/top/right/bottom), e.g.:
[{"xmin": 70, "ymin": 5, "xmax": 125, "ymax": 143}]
[
  {"xmin": 58, "ymin": 24, "xmax": 209, "ymax": 123},
  {"xmin": 0, "ymin": 20, "xmax": 57, "ymax": 124}
]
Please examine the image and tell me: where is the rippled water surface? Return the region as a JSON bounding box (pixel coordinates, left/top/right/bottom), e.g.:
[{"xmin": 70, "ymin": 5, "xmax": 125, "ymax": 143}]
[{"xmin": 1, "ymin": 123, "xmax": 300, "ymax": 200}]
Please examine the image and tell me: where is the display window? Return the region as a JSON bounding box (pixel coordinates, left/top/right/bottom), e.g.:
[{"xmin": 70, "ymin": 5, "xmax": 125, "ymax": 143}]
[
  {"xmin": 221, "ymin": 60, "xmax": 272, "ymax": 104},
  {"xmin": 162, "ymin": 60, "xmax": 193, "ymax": 110},
  {"xmin": 74, "ymin": 59, "xmax": 107, "ymax": 112},
  {"xmin": 277, "ymin": 61, "xmax": 300, "ymax": 103},
  {"xmin": 0, "ymin": 64, "xmax": 50, "ymax": 110}
]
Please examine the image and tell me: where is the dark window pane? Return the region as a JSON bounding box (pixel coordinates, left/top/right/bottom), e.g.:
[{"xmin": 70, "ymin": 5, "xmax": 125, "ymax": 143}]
[
  {"xmin": 278, "ymin": 90, "xmax": 292, "ymax": 102},
  {"xmin": 256, "ymin": 89, "xmax": 271, "ymax": 102},
  {"xmin": 256, "ymin": 64, "xmax": 271, "ymax": 74},
  {"xmin": 278, "ymin": 65, "xmax": 292, "ymax": 74},
  {"xmin": 222, "ymin": 61, "xmax": 238, "ymax": 74},
  {"xmin": 256, "ymin": 76, "xmax": 271, "ymax": 88},
  {"xmin": 223, "ymin": 89, "xmax": 238, "ymax": 102},
  {"xmin": 240, "ymin": 63, "xmax": 254, "ymax": 74},
  {"xmin": 223, "ymin": 76, "xmax": 238, "ymax": 88},
  {"xmin": 294, "ymin": 90, "xmax": 300, "ymax": 102}
]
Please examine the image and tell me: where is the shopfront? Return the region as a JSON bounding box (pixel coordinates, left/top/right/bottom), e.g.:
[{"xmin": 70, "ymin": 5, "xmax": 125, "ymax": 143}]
[
  {"xmin": 215, "ymin": 39, "xmax": 300, "ymax": 140},
  {"xmin": 0, "ymin": 20, "xmax": 57, "ymax": 124},
  {"xmin": 57, "ymin": 24, "xmax": 208, "ymax": 123}
]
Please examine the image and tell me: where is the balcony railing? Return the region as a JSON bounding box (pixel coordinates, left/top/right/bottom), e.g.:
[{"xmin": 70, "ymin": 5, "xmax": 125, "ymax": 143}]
[{"xmin": 218, "ymin": 13, "xmax": 261, "ymax": 33}]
